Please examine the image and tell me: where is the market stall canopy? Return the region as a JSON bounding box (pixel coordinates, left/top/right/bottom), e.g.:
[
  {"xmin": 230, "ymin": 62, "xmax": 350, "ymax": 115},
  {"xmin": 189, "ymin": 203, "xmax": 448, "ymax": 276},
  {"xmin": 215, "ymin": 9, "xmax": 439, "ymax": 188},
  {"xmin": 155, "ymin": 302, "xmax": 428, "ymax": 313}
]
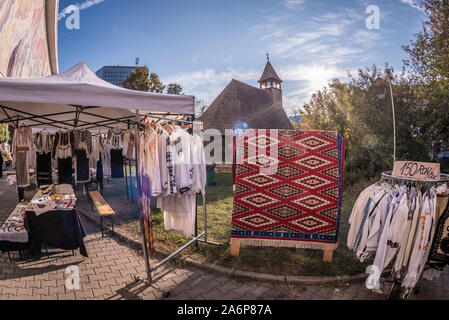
[{"xmin": 0, "ymin": 62, "xmax": 195, "ymax": 129}]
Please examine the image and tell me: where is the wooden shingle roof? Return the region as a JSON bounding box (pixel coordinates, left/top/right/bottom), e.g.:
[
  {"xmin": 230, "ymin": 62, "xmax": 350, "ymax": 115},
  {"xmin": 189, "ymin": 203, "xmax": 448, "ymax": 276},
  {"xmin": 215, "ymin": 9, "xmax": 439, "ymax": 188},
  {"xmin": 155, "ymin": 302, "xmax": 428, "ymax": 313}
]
[
  {"xmin": 258, "ymin": 61, "xmax": 282, "ymax": 83},
  {"xmin": 199, "ymin": 79, "xmax": 293, "ymax": 133}
]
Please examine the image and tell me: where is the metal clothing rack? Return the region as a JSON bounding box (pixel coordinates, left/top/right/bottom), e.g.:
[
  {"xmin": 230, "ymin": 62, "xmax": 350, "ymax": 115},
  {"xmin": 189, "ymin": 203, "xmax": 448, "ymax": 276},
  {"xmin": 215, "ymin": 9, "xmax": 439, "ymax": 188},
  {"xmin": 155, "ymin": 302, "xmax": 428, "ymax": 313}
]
[
  {"xmin": 379, "ymin": 171, "xmax": 449, "ymax": 300},
  {"xmin": 133, "ymin": 111, "xmax": 220, "ymax": 286},
  {"xmin": 381, "ymin": 171, "xmax": 449, "ymax": 186}
]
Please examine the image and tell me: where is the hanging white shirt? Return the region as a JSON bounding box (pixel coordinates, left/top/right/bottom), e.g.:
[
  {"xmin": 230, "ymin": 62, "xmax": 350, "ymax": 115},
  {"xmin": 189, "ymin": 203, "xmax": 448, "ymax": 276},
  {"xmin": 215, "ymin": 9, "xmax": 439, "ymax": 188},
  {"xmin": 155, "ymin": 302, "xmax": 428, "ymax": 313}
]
[{"xmin": 170, "ymin": 128, "xmax": 193, "ymax": 194}]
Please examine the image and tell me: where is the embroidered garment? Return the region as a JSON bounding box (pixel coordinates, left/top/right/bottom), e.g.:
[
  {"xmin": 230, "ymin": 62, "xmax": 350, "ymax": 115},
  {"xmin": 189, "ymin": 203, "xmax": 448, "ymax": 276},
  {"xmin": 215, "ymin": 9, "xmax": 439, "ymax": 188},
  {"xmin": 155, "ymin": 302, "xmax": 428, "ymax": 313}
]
[
  {"xmin": 191, "ymin": 134, "xmax": 207, "ymax": 195},
  {"xmin": 429, "ymin": 200, "xmax": 449, "ymax": 266},
  {"xmin": 15, "ymin": 151, "xmax": 30, "ymax": 187},
  {"xmin": 171, "ymin": 128, "xmax": 193, "ymax": 194},
  {"xmin": 123, "ymin": 129, "xmax": 136, "ymax": 160},
  {"xmin": 351, "ymin": 181, "xmax": 447, "ymax": 294},
  {"xmin": 73, "ymin": 129, "xmax": 92, "ymax": 156},
  {"xmin": 35, "ymin": 131, "xmax": 53, "ymax": 155},
  {"xmin": 144, "ymin": 128, "xmax": 161, "ymax": 196},
  {"xmin": 158, "ymin": 131, "xmax": 170, "ymax": 196},
  {"xmin": 166, "ymin": 134, "xmax": 177, "ymax": 194},
  {"xmin": 107, "ymin": 127, "xmax": 124, "ymax": 150},
  {"xmin": 231, "ymin": 130, "xmax": 345, "ymax": 251},
  {"xmin": 159, "ymin": 193, "xmax": 196, "ymax": 237},
  {"xmin": 402, "ymin": 194, "xmax": 436, "ymax": 292},
  {"xmin": 53, "ymin": 131, "xmax": 74, "ymax": 159},
  {"xmin": 101, "ymin": 140, "xmax": 112, "ymax": 177},
  {"xmin": 0, "ymin": 204, "xmax": 28, "ymax": 243},
  {"xmin": 12, "ymin": 127, "xmax": 33, "ymax": 187},
  {"xmin": 91, "ymin": 134, "xmax": 103, "ymax": 162}
]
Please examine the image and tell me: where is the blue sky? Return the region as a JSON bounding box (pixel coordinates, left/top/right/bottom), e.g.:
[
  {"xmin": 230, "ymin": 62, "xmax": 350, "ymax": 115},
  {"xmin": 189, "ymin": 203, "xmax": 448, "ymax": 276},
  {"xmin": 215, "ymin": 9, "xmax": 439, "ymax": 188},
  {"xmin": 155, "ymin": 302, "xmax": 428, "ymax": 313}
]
[{"xmin": 58, "ymin": 0, "xmax": 427, "ymax": 115}]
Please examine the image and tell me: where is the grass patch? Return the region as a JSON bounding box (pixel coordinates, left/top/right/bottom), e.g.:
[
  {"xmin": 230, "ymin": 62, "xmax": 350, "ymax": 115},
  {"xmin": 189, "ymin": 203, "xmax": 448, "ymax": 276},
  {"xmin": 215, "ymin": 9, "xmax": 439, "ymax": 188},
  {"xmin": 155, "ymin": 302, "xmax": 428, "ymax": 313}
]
[{"xmin": 85, "ymin": 174, "xmax": 377, "ymax": 276}]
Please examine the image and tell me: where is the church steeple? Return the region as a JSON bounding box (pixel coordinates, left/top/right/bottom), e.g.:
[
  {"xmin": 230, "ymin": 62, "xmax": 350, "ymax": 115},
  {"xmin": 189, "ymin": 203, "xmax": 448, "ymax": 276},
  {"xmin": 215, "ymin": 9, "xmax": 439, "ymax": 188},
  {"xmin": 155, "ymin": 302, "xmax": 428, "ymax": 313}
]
[{"xmin": 258, "ymin": 54, "xmax": 282, "ymax": 90}]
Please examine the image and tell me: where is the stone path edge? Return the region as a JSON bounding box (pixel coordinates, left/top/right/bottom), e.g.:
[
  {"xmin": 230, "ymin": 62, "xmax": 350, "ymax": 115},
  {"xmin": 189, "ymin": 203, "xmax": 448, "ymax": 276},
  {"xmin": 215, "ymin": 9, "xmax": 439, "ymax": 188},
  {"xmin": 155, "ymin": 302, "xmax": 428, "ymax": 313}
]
[{"xmin": 77, "ymin": 207, "xmax": 370, "ymax": 285}]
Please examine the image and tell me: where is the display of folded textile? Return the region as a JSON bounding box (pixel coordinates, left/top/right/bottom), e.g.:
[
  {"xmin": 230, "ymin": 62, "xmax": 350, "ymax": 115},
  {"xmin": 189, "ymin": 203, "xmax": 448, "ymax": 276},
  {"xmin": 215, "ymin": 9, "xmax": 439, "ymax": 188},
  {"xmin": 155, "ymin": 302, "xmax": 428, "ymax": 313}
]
[
  {"xmin": 27, "ymin": 184, "xmax": 77, "ymax": 215},
  {"xmin": 0, "ymin": 203, "xmax": 28, "ymax": 244}
]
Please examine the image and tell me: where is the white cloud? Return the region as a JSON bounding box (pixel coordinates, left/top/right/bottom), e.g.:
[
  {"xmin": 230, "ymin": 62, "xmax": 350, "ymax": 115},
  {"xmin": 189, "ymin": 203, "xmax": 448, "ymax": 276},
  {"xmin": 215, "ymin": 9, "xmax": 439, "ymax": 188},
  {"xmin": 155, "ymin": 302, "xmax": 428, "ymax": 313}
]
[
  {"xmin": 58, "ymin": 0, "xmax": 107, "ymax": 20},
  {"xmin": 247, "ymin": 8, "xmax": 386, "ymax": 113},
  {"xmin": 165, "ymin": 63, "xmax": 351, "ymax": 116},
  {"xmin": 283, "ymin": 0, "xmax": 306, "ymax": 9},
  {"xmin": 267, "ymin": 10, "xmax": 361, "ymax": 60},
  {"xmin": 400, "ymin": 0, "xmax": 425, "ymax": 12}
]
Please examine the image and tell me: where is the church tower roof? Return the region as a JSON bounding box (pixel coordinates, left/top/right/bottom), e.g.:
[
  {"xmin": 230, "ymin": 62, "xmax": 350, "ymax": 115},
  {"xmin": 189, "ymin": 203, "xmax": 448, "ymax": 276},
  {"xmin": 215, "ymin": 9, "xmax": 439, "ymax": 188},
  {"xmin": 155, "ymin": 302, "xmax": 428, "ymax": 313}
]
[{"xmin": 258, "ymin": 60, "xmax": 282, "ymax": 83}]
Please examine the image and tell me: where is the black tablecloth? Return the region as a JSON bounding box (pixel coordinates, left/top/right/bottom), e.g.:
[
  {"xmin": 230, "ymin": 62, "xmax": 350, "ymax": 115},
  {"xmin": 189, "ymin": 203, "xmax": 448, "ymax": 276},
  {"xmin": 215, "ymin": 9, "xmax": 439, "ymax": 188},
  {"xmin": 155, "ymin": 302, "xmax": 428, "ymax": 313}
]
[
  {"xmin": 0, "ymin": 240, "xmax": 30, "ymax": 253},
  {"xmin": 25, "ymin": 209, "xmax": 88, "ymax": 257}
]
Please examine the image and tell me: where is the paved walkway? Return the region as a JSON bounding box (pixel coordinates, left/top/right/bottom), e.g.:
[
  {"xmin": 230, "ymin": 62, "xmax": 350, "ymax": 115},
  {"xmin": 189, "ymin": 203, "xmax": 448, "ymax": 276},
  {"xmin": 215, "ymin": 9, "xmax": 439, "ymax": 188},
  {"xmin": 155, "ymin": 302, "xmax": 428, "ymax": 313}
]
[{"xmin": 0, "ymin": 177, "xmax": 448, "ymax": 300}]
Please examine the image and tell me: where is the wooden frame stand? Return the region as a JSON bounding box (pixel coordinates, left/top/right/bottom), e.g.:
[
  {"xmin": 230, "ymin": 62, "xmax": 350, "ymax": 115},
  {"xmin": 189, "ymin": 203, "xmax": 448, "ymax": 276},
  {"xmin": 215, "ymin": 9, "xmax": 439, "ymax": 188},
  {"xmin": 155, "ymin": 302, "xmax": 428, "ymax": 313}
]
[
  {"xmin": 230, "ymin": 238, "xmax": 334, "ymax": 262},
  {"xmin": 322, "ymin": 249, "xmax": 334, "ymax": 263},
  {"xmin": 230, "ymin": 238, "xmax": 240, "ymax": 257}
]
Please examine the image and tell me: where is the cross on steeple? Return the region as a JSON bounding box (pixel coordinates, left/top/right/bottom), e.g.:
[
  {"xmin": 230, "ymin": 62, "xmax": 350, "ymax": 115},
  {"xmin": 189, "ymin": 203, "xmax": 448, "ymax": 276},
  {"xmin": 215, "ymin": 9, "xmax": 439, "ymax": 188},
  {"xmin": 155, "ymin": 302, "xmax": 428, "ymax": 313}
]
[{"xmin": 259, "ymin": 55, "xmax": 282, "ymax": 90}]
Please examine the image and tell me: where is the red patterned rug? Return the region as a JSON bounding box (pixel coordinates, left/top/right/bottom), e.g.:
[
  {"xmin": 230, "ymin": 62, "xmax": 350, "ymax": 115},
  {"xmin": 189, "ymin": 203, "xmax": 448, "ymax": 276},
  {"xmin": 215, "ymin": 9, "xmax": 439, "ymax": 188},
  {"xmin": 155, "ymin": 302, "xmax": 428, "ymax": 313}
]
[{"xmin": 231, "ymin": 130, "xmax": 345, "ymax": 250}]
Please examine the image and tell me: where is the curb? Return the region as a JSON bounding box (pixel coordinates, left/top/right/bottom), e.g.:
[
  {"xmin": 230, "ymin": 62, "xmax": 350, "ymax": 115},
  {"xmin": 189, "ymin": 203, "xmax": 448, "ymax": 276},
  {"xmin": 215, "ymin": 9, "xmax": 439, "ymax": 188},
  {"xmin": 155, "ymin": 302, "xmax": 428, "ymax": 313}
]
[{"xmin": 78, "ymin": 208, "xmax": 369, "ymax": 285}]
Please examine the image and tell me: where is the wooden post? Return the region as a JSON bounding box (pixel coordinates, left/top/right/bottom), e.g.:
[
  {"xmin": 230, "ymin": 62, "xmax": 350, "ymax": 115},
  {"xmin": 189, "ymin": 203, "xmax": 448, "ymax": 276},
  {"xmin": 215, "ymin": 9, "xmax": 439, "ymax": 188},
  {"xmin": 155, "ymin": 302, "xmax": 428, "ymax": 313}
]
[
  {"xmin": 323, "ymin": 249, "xmax": 334, "ymax": 263},
  {"xmin": 230, "ymin": 238, "xmax": 241, "ymax": 257}
]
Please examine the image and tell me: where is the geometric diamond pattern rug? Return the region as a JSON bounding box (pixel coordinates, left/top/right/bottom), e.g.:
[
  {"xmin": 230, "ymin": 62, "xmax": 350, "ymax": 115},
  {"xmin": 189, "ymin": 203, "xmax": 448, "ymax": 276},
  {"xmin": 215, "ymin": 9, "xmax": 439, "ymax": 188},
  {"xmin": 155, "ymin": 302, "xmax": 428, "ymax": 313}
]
[{"xmin": 231, "ymin": 129, "xmax": 345, "ymax": 250}]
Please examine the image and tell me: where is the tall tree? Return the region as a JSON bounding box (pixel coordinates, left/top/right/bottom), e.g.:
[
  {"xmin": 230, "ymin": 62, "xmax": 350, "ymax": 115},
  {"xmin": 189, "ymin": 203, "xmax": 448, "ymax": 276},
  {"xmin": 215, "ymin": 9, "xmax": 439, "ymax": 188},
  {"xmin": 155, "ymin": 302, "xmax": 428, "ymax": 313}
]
[
  {"xmin": 403, "ymin": 0, "xmax": 449, "ymax": 144},
  {"xmin": 0, "ymin": 124, "xmax": 9, "ymax": 143},
  {"xmin": 299, "ymin": 66, "xmax": 428, "ymax": 183},
  {"xmin": 166, "ymin": 83, "xmax": 183, "ymax": 95},
  {"xmin": 121, "ymin": 66, "xmax": 150, "ymax": 91},
  {"xmin": 148, "ymin": 72, "xmax": 166, "ymax": 93},
  {"xmin": 195, "ymin": 98, "xmax": 208, "ymax": 117}
]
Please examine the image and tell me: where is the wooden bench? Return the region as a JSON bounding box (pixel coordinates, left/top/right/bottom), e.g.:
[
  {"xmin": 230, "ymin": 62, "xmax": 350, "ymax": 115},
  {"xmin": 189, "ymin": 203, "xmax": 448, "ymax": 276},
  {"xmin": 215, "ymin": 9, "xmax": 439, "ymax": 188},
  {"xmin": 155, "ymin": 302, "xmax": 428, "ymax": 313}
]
[{"xmin": 88, "ymin": 191, "xmax": 115, "ymax": 237}]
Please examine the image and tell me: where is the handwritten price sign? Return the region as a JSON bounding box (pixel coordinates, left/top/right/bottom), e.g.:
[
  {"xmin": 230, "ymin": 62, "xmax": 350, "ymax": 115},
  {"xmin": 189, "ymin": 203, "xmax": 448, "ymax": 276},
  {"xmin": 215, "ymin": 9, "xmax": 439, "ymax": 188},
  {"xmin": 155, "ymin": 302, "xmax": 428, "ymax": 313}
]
[{"xmin": 392, "ymin": 161, "xmax": 440, "ymax": 180}]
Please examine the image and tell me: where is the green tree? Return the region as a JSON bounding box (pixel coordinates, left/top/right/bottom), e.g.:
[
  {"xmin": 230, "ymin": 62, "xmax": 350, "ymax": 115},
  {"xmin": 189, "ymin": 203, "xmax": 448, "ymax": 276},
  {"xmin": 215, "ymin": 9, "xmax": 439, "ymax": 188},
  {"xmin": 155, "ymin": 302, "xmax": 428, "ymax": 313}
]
[
  {"xmin": 0, "ymin": 124, "xmax": 9, "ymax": 143},
  {"xmin": 121, "ymin": 66, "xmax": 150, "ymax": 91},
  {"xmin": 195, "ymin": 98, "xmax": 208, "ymax": 117},
  {"xmin": 166, "ymin": 83, "xmax": 183, "ymax": 95},
  {"xmin": 403, "ymin": 0, "xmax": 449, "ymax": 146},
  {"xmin": 299, "ymin": 66, "xmax": 428, "ymax": 183},
  {"xmin": 149, "ymin": 72, "xmax": 166, "ymax": 93}
]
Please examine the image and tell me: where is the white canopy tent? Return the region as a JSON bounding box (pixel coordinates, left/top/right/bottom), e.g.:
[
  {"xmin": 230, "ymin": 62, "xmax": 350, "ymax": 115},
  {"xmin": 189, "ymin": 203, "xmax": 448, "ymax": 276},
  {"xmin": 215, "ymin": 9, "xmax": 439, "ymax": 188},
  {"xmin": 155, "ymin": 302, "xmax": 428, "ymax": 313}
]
[
  {"xmin": 0, "ymin": 62, "xmax": 195, "ymax": 129},
  {"xmin": 0, "ymin": 61, "xmax": 215, "ymax": 283}
]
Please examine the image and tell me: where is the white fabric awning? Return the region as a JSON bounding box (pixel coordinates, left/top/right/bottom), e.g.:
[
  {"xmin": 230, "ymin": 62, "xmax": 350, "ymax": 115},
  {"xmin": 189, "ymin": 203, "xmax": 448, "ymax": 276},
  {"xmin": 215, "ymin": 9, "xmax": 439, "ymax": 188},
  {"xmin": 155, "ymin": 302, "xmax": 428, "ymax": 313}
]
[{"xmin": 0, "ymin": 62, "xmax": 195, "ymax": 129}]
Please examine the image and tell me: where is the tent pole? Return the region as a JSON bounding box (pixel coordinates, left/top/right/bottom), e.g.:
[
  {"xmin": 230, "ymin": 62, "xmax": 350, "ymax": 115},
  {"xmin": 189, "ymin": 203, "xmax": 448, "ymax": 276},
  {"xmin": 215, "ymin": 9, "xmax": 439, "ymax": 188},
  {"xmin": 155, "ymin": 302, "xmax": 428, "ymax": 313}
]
[
  {"xmin": 124, "ymin": 156, "xmax": 129, "ymax": 200},
  {"xmin": 134, "ymin": 110, "xmax": 152, "ymax": 281},
  {"xmin": 128, "ymin": 120, "xmax": 134, "ymax": 203}
]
